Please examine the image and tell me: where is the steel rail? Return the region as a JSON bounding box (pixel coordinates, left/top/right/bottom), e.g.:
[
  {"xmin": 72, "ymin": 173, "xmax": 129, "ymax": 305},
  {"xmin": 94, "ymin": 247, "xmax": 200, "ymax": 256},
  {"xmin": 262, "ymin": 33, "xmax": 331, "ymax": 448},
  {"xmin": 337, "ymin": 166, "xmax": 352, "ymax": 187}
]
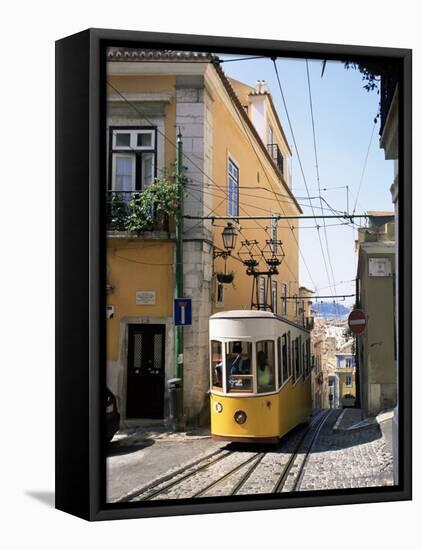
[
  {"xmin": 272, "ymin": 410, "xmax": 329, "ymax": 493},
  {"xmin": 292, "ymin": 410, "xmax": 333, "ymax": 492},
  {"xmin": 192, "ymin": 452, "xmax": 266, "ymax": 498},
  {"xmin": 119, "ymin": 448, "xmax": 229, "ymax": 503}
]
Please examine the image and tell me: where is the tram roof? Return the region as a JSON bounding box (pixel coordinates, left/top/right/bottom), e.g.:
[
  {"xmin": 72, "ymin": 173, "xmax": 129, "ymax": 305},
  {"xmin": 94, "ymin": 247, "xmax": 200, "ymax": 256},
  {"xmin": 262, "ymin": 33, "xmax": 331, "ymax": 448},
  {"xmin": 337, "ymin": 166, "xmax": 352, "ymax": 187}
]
[
  {"xmin": 210, "ymin": 310, "xmax": 310, "ymax": 333},
  {"xmin": 210, "ymin": 310, "xmax": 276, "ymax": 319}
]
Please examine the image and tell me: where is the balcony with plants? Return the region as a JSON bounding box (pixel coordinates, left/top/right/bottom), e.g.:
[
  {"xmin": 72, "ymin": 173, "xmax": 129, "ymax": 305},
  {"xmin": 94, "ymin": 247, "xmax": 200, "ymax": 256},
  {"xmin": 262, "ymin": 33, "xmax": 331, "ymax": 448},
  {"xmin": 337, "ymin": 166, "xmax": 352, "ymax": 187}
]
[{"xmin": 106, "ymin": 173, "xmax": 180, "ymax": 237}]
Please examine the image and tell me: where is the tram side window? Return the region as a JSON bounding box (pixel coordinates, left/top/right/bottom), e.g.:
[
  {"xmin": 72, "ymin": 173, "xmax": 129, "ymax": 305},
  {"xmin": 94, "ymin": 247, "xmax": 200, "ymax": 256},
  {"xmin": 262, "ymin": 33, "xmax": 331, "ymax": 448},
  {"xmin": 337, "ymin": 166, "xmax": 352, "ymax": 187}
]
[
  {"xmin": 299, "ymin": 338, "xmax": 303, "ymax": 378},
  {"xmin": 288, "ymin": 331, "xmax": 292, "ymax": 379},
  {"xmin": 257, "ymin": 340, "xmax": 276, "ymax": 393},
  {"xmin": 226, "ymin": 341, "xmax": 253, "ymax": 393},
  {"xmin": 282, "ymin": 334, "xmax": 289, "ymax": 381},
  {"xmin": 211, "ymin": 340, "xmax": 223, "ymax": 389},
  {"xmin": 291, "ymin": 339, "xmax": 296, "ymax": 382},
  {"xmin": 277, "ymin": 337, "xmax": 282, "ymax": 387},
  {"xmin": 305, "ymin": 339, "xmax": 311, "ymax": 376},
  {"xmin": 294, "ymin": 338, "xmax": 300, "ymax": 381}
]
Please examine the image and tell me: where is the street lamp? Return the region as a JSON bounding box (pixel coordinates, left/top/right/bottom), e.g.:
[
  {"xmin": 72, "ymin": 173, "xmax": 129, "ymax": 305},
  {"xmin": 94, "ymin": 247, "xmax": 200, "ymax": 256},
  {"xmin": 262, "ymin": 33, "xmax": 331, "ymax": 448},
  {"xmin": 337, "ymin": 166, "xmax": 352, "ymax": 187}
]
[
  {"xmin": 214, "ymin": 222, "xmax": 238, "ymax": 258},
  {"xmin": 221, "ymin": 222, "xmax": 237, "ymax": 253}
]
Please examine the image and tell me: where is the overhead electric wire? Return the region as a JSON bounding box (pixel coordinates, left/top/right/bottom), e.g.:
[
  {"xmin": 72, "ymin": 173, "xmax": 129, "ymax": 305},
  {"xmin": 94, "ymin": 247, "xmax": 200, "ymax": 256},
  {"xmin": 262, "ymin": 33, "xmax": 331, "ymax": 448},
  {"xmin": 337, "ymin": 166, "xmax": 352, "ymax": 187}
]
[
  {"xmin": 305, "ymin": 60, "xmax": 341, "ymax": 317},
  {"xmin": 221, "ymin": 76, "xmax": 319, "ymax": 293},
  {"xmin": 272, "ymin": 58, "xmax": 336, "ymax": 298},
  {"xmin": 184, "ymin": 186, "xmax": 303, "ymax": 282},
  {"xmin": 184, "ymin": 183, "xmax": 353, "ymax": 216},
  {"xmin": 352, "ymin": 119, "xmax": 377, "ymax": 215},
  {"xmin": 107, "ymin": 82, "xmax": 271, "ymax": 246},
  {"xmin": 106, "ymin": 79, "xmax": 355, "ymax": 296},
  {"xmin": 218, "ymin": 55, "xmax": 269, "ymax": 63}
]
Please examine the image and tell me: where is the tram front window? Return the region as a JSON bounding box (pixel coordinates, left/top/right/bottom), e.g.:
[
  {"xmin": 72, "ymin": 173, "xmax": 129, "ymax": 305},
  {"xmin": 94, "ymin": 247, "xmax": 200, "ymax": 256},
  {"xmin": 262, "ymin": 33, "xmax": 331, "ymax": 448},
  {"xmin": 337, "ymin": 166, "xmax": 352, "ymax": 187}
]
[
  {"xmin": 226, "ymin": 341, "xmax": 253, "ymax": 392},
  {"xmin": 211, "ymin": 340, "xmax": 223, "ymax": 389},
  {"xmin": 256, "ymin": 340, "xmax": 276, "ymax": 393}
]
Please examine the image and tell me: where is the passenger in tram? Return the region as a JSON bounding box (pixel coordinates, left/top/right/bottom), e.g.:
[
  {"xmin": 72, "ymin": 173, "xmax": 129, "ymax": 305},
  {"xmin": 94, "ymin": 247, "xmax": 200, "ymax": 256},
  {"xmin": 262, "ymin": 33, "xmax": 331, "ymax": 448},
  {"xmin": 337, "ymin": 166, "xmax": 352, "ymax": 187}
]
[
  {"xmin": 257, "ymin": 349, "xmax": 272, "ymax": 388},
  {"xmin": 228, "ymin": 342, "xmax": 243, "ymax": 374},
  {"xmin": 214, "ymin": 362, "xmax": 222, "ymax": 387}
]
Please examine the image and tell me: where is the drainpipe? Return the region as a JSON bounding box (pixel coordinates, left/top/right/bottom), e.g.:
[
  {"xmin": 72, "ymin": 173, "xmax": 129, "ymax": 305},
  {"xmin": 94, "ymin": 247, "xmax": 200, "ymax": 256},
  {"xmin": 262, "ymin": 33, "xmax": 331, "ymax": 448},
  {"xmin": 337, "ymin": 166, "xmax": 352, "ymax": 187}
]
[{"xmin": 174, "ymin": 131, "xmax": 184, "ymax": 427}]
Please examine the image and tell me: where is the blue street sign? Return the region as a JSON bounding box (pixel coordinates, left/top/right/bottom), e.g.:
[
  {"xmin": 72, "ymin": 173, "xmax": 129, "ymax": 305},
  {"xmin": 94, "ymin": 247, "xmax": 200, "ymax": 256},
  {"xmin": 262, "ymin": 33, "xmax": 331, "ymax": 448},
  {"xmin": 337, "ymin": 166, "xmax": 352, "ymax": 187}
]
[{"xmin": 174, "ymin": 298, "xmax": 192, "ymax": 326}]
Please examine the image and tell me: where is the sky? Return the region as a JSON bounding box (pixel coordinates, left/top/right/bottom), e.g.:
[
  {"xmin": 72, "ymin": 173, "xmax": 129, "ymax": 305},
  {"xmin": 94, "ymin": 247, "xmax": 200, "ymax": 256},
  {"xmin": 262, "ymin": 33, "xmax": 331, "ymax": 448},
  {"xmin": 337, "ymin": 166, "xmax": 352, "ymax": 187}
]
[{"xmin": 218, "ymin": 54, "xmax": 395, "ymax": 308}]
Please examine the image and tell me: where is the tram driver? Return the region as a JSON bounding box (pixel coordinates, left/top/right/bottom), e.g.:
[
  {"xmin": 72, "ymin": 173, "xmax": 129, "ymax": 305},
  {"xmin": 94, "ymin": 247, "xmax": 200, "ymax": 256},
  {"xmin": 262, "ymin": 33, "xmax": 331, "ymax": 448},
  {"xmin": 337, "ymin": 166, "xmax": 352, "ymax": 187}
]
[{"xmin": 228, "ymin": 342, "xmax": 252, "ymax": 375}]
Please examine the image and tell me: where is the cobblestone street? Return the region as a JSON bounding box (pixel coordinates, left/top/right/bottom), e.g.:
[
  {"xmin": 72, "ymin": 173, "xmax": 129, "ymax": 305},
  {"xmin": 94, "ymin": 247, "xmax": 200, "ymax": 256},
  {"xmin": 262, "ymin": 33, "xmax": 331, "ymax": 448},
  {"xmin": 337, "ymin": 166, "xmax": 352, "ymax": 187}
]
[
  {"xmin": 107, "ymin": 409, "xmax": 395, "ymax": 502},
  {"xmin": 297, "ymin": 410, "xmax": 394, "ymax": 491}
]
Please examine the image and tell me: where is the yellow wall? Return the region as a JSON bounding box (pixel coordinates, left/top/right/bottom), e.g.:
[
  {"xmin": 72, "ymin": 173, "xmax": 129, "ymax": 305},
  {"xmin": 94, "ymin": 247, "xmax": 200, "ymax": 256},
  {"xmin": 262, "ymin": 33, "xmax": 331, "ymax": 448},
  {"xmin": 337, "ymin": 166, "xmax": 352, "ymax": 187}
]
[
  {"xmin": 210, "ymin": 77, "xmax": 300, "ymax": 319},
  {"xmin": 337, "ymin": 369, "xmax": 356, "ymax": 398},
  {"xmin": 107, "ymin": 70, "xmax": 301, "ymax": 324},
  {"xmin": 106, "ymin": 239, "xmax": 174, "ymax": 360},
  {"xmin": 108, "ymin": 75, "xmax": 177, "ymax": 171}
]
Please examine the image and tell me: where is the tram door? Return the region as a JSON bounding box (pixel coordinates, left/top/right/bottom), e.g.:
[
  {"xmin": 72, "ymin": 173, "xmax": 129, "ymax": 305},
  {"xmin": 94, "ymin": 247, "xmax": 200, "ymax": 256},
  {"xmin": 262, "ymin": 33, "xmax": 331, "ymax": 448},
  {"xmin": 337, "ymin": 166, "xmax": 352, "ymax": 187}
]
[{"xmin": 126, "ymin": 324, "xmax": 165, "ymax": 419}]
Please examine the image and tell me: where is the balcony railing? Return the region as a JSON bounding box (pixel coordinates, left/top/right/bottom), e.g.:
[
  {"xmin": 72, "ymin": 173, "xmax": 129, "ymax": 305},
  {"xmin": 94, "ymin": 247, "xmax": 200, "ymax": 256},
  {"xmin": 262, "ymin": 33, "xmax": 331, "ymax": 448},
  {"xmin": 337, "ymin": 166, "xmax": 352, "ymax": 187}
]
[
  {"xmin": 267, "ymin": 143, "xmax": 284, "ymax": 175},
  {"xmin": 106, "ymin": 190, "xmax": 169, "ymax": 232}
]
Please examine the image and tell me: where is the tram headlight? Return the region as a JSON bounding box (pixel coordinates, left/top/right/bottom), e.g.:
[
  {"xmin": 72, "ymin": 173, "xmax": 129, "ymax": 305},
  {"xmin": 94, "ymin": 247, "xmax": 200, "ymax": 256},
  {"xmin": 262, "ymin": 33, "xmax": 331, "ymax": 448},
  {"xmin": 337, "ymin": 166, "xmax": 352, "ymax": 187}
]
[{"xmin": 234, "ymin": 410, "xmax": 247, "ymax": 425}]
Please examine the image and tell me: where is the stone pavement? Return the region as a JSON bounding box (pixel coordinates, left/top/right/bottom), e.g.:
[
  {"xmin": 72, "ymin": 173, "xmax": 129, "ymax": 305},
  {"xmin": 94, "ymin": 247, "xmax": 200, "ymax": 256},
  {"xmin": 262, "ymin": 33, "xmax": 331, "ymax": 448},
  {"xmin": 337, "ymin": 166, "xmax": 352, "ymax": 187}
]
[
  {"xmin": 298, "ymin": 409, "xmax": 394, "ymax": 491},
  {"xmin": 107, "ymin": 426, "xmax": 223, "ymax": 502},
  {"xmin": 107, "ymin": 409, "xmax": 396, "ymax": 501}
]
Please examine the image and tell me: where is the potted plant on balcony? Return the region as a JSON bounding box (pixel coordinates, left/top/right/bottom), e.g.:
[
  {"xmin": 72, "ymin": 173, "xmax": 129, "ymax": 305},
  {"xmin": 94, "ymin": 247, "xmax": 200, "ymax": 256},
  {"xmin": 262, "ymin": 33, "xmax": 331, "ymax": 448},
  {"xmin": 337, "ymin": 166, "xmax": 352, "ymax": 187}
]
[{"xmin": 125, "ymin": 173, "xmax": 180, "ymax": 234}]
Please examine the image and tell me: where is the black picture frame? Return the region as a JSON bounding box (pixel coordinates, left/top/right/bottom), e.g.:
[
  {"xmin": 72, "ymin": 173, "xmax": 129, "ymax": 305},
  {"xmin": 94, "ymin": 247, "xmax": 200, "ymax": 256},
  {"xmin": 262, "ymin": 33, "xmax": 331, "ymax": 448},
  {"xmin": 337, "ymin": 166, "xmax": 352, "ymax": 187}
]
[{"xmin": 55, "ymin": 28, "xmax": 412, "ymax": 521}]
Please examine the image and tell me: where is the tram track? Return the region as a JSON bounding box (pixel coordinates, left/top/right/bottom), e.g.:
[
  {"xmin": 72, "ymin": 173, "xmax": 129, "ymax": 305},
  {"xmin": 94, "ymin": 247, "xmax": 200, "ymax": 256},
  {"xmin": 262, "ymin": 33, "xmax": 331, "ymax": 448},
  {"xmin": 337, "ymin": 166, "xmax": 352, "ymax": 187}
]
[
  {"xmin": 272, "ymin": 409, "xmax": 332, "ymax": 493},
  {"xmin": 119, "ymin": 409, "xmax": 332, "ymax": 503}
]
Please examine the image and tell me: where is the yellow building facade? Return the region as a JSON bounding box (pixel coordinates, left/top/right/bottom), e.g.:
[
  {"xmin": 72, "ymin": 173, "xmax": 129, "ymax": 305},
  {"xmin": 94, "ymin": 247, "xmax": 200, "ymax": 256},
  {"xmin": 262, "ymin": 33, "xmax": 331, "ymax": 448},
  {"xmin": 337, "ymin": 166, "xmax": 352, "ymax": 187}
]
[{"xmin": 106, "ymin": 49, "xmax": 303, "ymax": 426}]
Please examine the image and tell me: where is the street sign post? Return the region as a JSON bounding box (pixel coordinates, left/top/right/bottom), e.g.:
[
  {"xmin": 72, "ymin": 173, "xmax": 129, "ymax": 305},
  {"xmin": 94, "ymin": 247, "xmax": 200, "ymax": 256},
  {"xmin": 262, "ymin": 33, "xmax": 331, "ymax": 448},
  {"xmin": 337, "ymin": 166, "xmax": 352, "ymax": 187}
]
[
  {"xmin": 348, "ymin": 308, "xmax": 367, "ymax": 335},
  {"xmin": 174, "ymin": 298, "xmax": 192, "ymax": 326}
]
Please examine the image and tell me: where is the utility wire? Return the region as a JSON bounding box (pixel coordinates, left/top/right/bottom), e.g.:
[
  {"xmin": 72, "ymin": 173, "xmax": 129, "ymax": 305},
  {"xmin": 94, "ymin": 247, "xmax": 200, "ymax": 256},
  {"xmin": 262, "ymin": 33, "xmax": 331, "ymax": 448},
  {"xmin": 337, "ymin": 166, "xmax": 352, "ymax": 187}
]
[
  {"xmin": 184, "ymin": 183, "xmax": 353, "ymax": 217},
  {"xmin": 272, "ymin": 59, "xmax": 336, "ymax": 296},
  {"xmin": 352, "ymin": 119, "xmax": 377, "ymax": 214},
  {"xmin": 218, "ymin": 56, "xmax": 269, "ymax": 63},
  {"xmin": 222, "ymin": 76, "xmax": 319, "ymax": 292},
  {"xmin": 305, "ymin": 59, "xmax": 339, "ymax": 317}
]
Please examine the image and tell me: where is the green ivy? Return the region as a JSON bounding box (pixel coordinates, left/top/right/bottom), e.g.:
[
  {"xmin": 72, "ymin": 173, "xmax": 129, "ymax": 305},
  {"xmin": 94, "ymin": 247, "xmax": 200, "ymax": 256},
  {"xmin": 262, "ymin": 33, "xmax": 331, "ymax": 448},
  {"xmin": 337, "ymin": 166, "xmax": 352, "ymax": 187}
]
[
  {"xmin": 125, "ymin": 173, "xmax": 181, "ymax": 234},
  {"xmin": 109, "ymin": 192, "xmax": 127, "ymax": 231}
]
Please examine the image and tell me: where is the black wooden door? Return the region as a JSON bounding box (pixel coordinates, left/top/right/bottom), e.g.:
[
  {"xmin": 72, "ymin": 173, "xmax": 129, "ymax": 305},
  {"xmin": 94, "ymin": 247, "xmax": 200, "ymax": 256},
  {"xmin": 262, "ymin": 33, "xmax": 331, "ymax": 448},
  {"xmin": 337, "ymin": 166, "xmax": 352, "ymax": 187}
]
[{"xmin": 126, "ymin": 324, "xmax": 165, "ymax": 419}]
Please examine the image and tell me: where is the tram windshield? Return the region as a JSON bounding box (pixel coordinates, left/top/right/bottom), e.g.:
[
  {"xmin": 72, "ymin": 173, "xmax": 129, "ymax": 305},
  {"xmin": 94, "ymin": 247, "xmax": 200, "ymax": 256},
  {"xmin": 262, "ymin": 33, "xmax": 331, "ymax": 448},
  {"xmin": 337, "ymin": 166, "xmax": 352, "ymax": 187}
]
[
  {"xmin": 226, "ymin": 341, "xmax": 253, "ymax": 393},
  {"xmin": 256, "ymin": 340, "xmax": 276, "ymax": 393}
]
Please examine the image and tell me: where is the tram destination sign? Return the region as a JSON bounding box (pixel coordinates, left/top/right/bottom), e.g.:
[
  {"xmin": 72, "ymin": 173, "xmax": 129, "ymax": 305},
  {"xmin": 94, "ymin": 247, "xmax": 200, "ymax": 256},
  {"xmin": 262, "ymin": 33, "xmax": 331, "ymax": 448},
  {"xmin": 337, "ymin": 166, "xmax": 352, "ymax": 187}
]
[{"xmin": 348, "ymin": 308, "xmax": 367, "ymax": 335}]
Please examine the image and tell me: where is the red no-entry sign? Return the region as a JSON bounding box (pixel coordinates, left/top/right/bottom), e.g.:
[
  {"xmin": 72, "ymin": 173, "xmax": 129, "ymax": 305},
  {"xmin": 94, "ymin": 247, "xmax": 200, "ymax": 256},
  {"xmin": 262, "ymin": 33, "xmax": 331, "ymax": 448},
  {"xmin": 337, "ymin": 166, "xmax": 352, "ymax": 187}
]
[{"xmin": 348, "ymin": 309, "xmax": 367, "ymax": 334}]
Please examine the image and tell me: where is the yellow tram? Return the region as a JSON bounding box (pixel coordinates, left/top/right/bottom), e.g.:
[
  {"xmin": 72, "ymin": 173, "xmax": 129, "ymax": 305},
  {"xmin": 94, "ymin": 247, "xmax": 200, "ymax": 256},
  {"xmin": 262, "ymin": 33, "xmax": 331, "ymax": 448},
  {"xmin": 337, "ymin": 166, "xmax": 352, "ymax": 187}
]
[{"xmin": 209, "ymin": 310, "xmax": 312, "ymax": 443}]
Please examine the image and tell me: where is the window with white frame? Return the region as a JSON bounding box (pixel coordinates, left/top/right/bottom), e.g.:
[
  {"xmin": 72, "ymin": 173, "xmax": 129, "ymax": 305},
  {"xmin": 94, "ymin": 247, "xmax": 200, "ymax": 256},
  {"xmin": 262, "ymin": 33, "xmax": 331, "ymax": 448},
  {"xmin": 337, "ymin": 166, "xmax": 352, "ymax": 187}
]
[
  {"xmin": 271, "ymin": 279, "xmax": 278, "ymax": 314},
  {"xmin": 216, "ymin": 280, "xmax": 224, "ymax": 307},
  {"xmin": 109, "ymin": 127, "xmax": 157, "ymax": 198},
  {"xmin": 259, "ymin": 277, "xmax": 266, "ymax": 310},
  {"xmin": 268, "ymin": 125, "xmax": 274, "ymax": 146},
  {"xmin": 227, "ymin": 158, "xmax": 239, "ymax": 218},
  {"xmin": 281, "ymin": 283, "xmax": 287, "ymax": 317},
  {"xmin": 345, "ymin": 374, "xmax": 353, "ymax": 387}
]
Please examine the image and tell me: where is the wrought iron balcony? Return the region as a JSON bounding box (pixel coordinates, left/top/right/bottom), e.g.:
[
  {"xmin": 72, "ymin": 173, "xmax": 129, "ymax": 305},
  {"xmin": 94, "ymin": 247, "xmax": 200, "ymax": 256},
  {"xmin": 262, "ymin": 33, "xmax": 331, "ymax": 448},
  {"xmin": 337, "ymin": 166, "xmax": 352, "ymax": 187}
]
[
  {"xmin": 106, "ymin": 190, "xmax": 169, "ymax": 233},
  {"xmin": 267, "ymin": 143, "xmax": 284, "ymax": 175}
]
